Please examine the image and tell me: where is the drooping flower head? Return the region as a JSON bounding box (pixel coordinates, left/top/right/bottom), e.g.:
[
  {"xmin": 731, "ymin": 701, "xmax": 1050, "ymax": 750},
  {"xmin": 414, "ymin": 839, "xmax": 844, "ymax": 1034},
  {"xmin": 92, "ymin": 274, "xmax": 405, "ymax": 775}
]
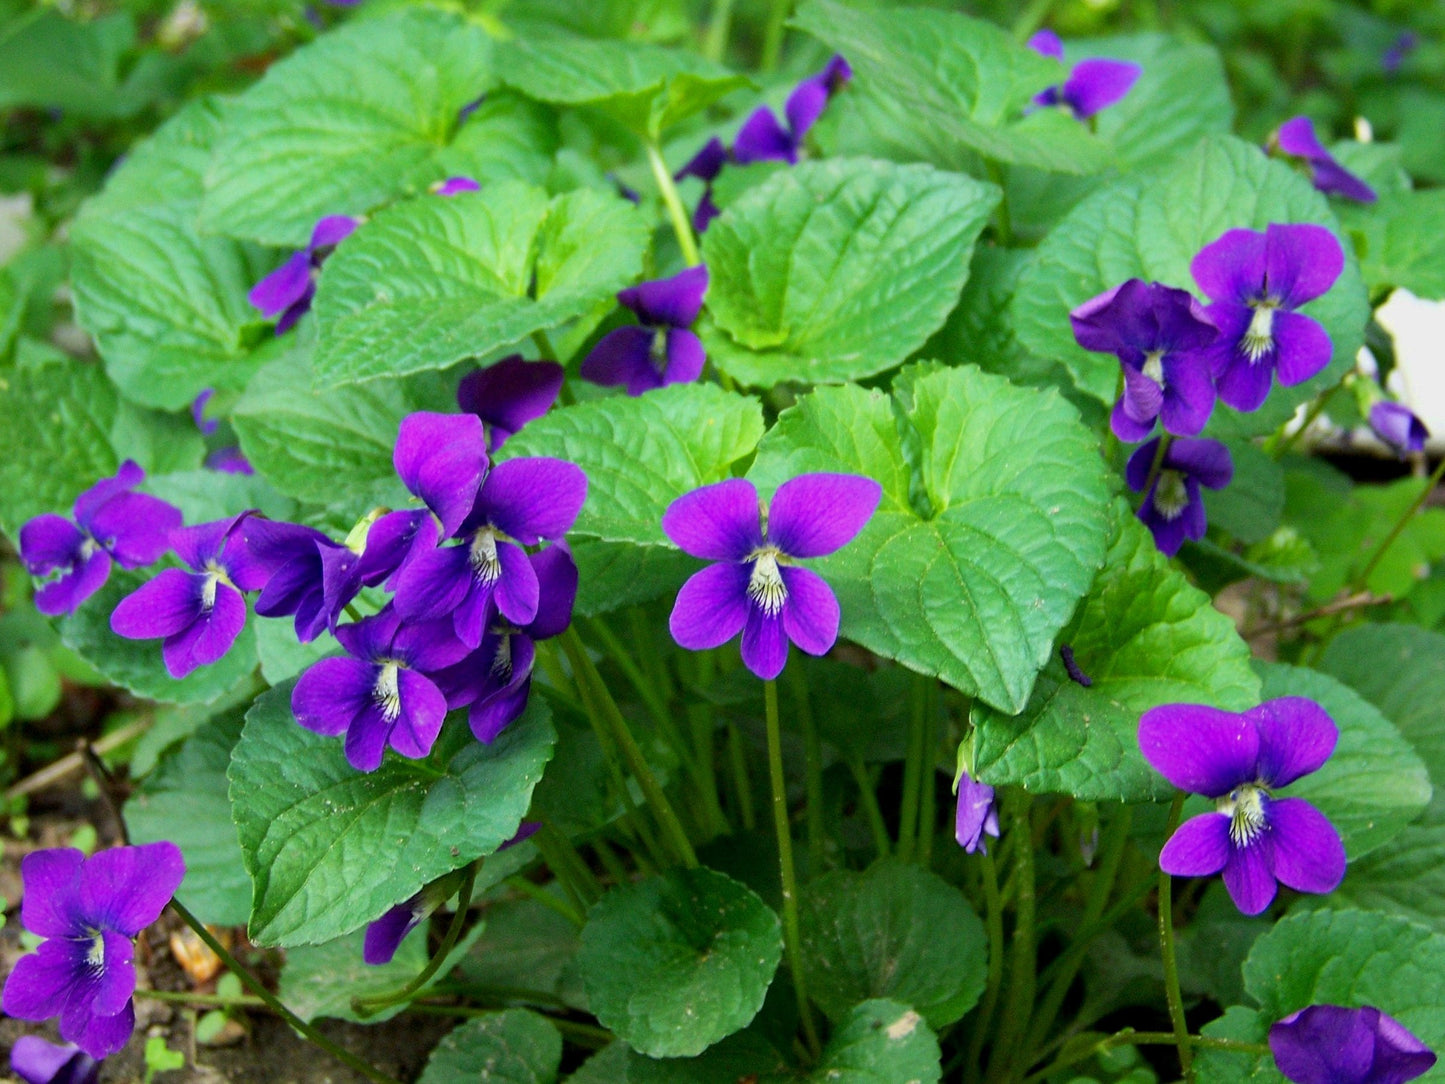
[
  {"xmin": 1270, "ymin": 1004, "xmax": 1436, "ymax": 1084},
  {"xmin": 733, "ymin": 55, "xmax": 852, "ymax": 165},
  {"xmin": 393, "ymin": 412, "xmax": 490, "ymax": 539},
  {"xmin": 394, "ymin": 457, "xmax": 587, "ymax": 648},
  {"xmin": 19, "ymin": 462, "xmax": 182, "ymax": 616},
  {"xmin": 243, "ymin": 519, "xmax": 361, "ymax": 642},
  {"xmin": 954, "ymin": 769, "xmax": 999, "ymax": 855},
  {"xmin": 191, "ymin": 389, "xmax": 219, "ymax": 436},
  {"xmin": 1070, "ymin": 279, "xmax": 1220, "ymax": 441},
  {"xmin": 1126, "ymin": 437, "xmax": 1233, "ymax": 556},
  {"xmin": 580, "ymin": 266, "xmax": 709, "ymax": 396},
  {"xmin": 1369, "ymin": 402, "xmax": 1429, "ymax": 458},
  {"xmin": 675, "ymin": 137, "xmax": 726, "ymax": 233},
  {"xmin": 455, "ymin": 355, "xmax": 565, "ymax": 451},
  {"xmin": 1027, "ymin": 30, "xmax": 1142, "ymax": 119},
  {"xmin": 663, "ymin": 474, "xmax": 881, "ymax": 680},
  {"xmin": 248, "ymin": 213, "xmax": 359, "ymax": 333},
  {"xmin": 1191, "ymin": 223, "xmax": 1344, "ymax": 412},
  {"xmin": 433, "ymin": 176, "xmax": 480, "ymax": 196},
  {"xmin": 291, "ymin": 605, "xmax": 469, "ymax": 772},
  {"xmin": 205, "ymin": 447, "xmax": 254, "ymax": 474},
  {"xmin": 1271, "ymin": 117, "xmax": 1377, "ymax": 204},
  {"xmin": 10, "ymin": 1037, "xmax": 101, "ymax": 1084},
  {"xmin": 110, "ymin": 513, "xmax": 267, "ymax": 678},
  {"xmin": 2, "ymin": 843, "xmax": 184, "ymax": 1059},
  {"xmin": 1139, "ymin": 697, "xmax": 1347, "ymax": 915},
  {"xmin": 433, "ymin": 544, "xmax": 577, "ymax": 743}
]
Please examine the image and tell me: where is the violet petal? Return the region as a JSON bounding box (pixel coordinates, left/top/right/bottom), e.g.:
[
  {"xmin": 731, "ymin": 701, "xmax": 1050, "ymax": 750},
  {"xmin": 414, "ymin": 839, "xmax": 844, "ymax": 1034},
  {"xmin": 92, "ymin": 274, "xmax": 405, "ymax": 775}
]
[
  {"xmin": 662, "ymin": 478, "xmax": 762, "ymax": 560},
  {"xmin": 1266, "ymin": 796, "xmax": 1346, "ymax": 895},
  {"xmin": 741, "ymin": 606, "xmax": 789, "ymax": 680},
  {"xmin": 618, "ymin": 265, "xmax": 709, "ymax": 328},
  {"xmin": 1222, "ymin": 839, "xmax": 1277, "ymax": 915},
  {"xmin": 768, "ymin": 473, "xmax": 882, "ymax": 558},
  {"xmin": 779, "ymin": 565, "xmax": 840, "ymax": 656},
  {"xmin": 1138, "ymin": 703, "xmax": 1259, "ymax": 796},
  {"xmin": 669, "ymin": 563, "xmax": 751, "ymax": 650},
  {"xmin": 1159, "ymin": 813, "xmax": 1232, "ymax": 876}
]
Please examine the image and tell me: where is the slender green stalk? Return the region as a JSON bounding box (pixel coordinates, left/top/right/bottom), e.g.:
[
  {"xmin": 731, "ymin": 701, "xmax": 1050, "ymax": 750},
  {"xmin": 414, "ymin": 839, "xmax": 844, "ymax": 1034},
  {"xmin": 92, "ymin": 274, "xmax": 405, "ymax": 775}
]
[
  {"xmin": 984, "ymin": 162, "xmax": 1013, "ymax": 245},
  {"xmin": 591, "ymin": 836, "xmax": 630, "ymax": 885},
  {"xmin": 964, "ymin": 851, "xmax": 1007, "ymax": 1084},
  {"xmin": 1270, "ymin": 382, "xmax": 1342, "ymax": 459},
  {"xmin": 1010, "ymin": 0, "xmax": 1057, "ymax": 40},
  {"xmin": 987, "ymin": 794, "xmax": 1037, "ymax": 1084},
  {"xmin": 702, "ymin": 0, "xmax": 736, "ymax": 62},
  {"xmin": 505, "ymin": 875, "xmax": 586, "ymax": 928},
  {"xmin": 530, "ymin": 329, "xmax": 558, "ymax": 362},
  {"xmin": 354, "ymin": 865, "xmax": 478, "ymax": 1016},
  {"xmin": 1022, "ymin": 1032, "xmax": 1269, "ymax": 1084},
  {"xmin": 409, "ymin": 1003, "xmax": 614, "ymax": 1046},
  {"xmin": 898, "ymin": 675, "xmax": 929, "ymax": 861},
  {"xmin": 560, "ymin": 628, "xmax": 698, "ymax": 868},
  {"xmin": 760, "ymin": 0, "xmax": 791, "ymax": 72},
  {"xmin": 535, "ymin": 822, "xmax": 603, "ymax": 907},
  {"xmin": 764, "ymin": 679, "xmax": 821, "ymax": 1058},
  {"xmin": 136, "ymin": 989, "xmax": 265, "ymax": 1008},
  {"xmin": 1357, "ymin": 454, "xmax": 1445, "ymax": 587},
  {"xmin": 1024, "ymin": 805, "xmax": 1133, "ymax": 1049},
  {"xmin": 917, "ymin": 682, "xmax": 939, "ymax": 866},
  {"xmin": 1159, "ymin": 792, "xmax": 1194, "ymax": 1082},
  {"xmin": 168, "ymin": 899, "xmax": 403, "ymax": 1084},
  {"xmin": 646, "ymin": 142, "xmax": 701, "ymax": 266},
  {"xmin": 728, "ymin": 720, "xmax": 757, "ymax": 830},
  {"xmin": 847, "ymin": 759, "xmax": 890, "ymax": 858},
  {"xmin": 789, "ymin": 663, "xmax": 827, "ymax": 873}
]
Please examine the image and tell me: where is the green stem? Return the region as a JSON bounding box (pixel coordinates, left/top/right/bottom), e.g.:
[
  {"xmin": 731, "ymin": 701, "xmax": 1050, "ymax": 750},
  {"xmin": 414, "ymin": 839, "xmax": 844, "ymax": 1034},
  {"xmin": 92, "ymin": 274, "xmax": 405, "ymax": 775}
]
[
  {"xmin": 645, "ymin": 142, "xmax": 701, "ymax": 266},
  {"xmin": 530, "ymin": 329, "xmax": 558, "ymax": 362},
  {"xmin": 702, "ymin": 0, "xmax": 736, "ymax": 62},
  {"xmin": 1024, "ymin": 805, "xmax": 1133, "ymax": 1049},
  {"xmin": 1159, "ymin": 791, "xmax": 1194, "ymax": 1082},
  {"xmin": 560, "ymin": 628, "xmax": 698, "ymax": 868},
  {"xmin": 917, "ymin": 682, "xmax": 938, "ymax": 867},
  {"xmin": 760, "ymin": 0, "xmax": 791, "ymax": 72},
  {"xmin": 847, "ymin": 759, "xmax": 890, "ymax": 859},
  {"xmin": 1270, "ymin": 382, "xmax": 1342, "ymax": 459},
  {"xmin": 987, "ymin": 793, "xmax": 1037, "ymax": 1084},
  {"xmin": 984, "ymin": 161, "xmax": 1012, "ymax": 245},
  {"xmin": 409, "ymin": 1003, "xmax": 614, "ymax": 1046},
  {"xmin": 167, "ymin": 899, "xmax": 403, "ymax": 1084},
  {"xmin": 964, "ymin": 850, "xmax": 1007, "ymax": 1084},
  {"xmin": 354, "ymin": 865, "xmax": 478, "ymax": 1016},
  {"xmin": 1021, "ymin": 1031, "xmax": 1270, "ymax": 1084},
  {"xmin": 1143, "ymin": 433, "xmax": 1174, "ymax": 497},
  {"xmin": 534, "ymin": 822, "xmax": 603, "ymax": 908},
  {"xmin": 136, "ymin": 989, "xmax": 265, "ymax": 1008},
  {"xmin": 728, "ymin": 720, "xmax": 757, "ymax": 831},
  {"xmin": 1357, "ymin": 454, "xmax": 1445, "ymax": 588},
  {"xmin": 1011, "ymin": 0, "xmax": 1058, "ymax": 40},
  {"xmin": 898, "ymin": 675, "xmax": 929, "ymax": 862},
  {"xmin": 591, "ymin": 836, "xmax": 630, "ymax": 885},
  {"xmin": 505, "ymin": 875, "xmax": 586, "ymax": 928},
  {"xmin": 789, "ymin": 663, "xmax": 826, "ymax": 874},
  {"xmin": 764, "ymin": 679, "xmax": 821, "ymax": 1058}
]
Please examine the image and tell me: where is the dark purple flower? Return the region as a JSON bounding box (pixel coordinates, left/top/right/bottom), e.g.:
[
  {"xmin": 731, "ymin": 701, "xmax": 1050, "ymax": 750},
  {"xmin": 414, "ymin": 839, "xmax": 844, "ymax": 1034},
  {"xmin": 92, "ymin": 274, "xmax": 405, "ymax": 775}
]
[
  {"xmin": 394, "ymin": 457, "xmax": 587, "ymax": 649},
  {"xmin": 110, "ymin": 513, "xmax": 267, "ymax": 678},
  {"xmin": 1140, "ymin": 697, "xmax": 1346, "ymax": 915},
  {"xmin": 19, "ymin": 462, "xmax": 182, "ymax": 617},
  {"xmin": 676, "ymin": 137, "xmax": 726, "ymax": 233},
  {"xmin": 248, "ymin": 214, "xmax": 359, "ymax": 333},
  {"xmin": 1070, "ymin": 279, "xmax": 1219, "ymax": 441},
  {"xmin": 432, "ymin": 544, "xmax": 577, "ymax": 743},
  {"xmin": 2, "ymin": 844, "xmax": 184, "ymax": 1059},
  {"xmin": 1383, "ymin": 32, "xmax": 1419, "ymax": 75},
  {"xmin": 291, "ymin": 605, "xmax": 469, "ymax": 772},
  {"xmin": 1190, "ymin": 223, "xmax": 1344, "ymax": 412},
  {"xmin": 1272, "ymin": 117, "xmax": 1377, "ymax": 204},
  {"xmin": 607, "ymin": 173, "xmax": 641, "ymax": 204},
  {"xmin": 580, "ymin": 267, "xmax": 709, "ymax": 396},
  {"xmin": 663, "ymin": 474, "xmax": 880, "ymax": 680},
  {"xmin": 1369, "ymin": 402, "xmax": 1429, "ymax": 457},
  {"xmin": 191, "ymin": 389, "xmax": 219, "ymax": 436},
  {"xmin": 243, "ymin": 519, "xmax": 361, "ymax": 642},
  {"xmin": 393, "ymin": 412, "xmax": 490, "ymax": 538},
  {"xmin": 1126, "ymin": 438, "xmax": 1233, "ymax": 556},
  {"xmin": 364, "ymin": 822, "xmax": 538, "ymax": 966},
  {"xmin": 204, "ymin": 447, "xmax": 254, "ymax": 474},
  {"xmin": 733, "ymin": 54, "xmax": 852, "ymax": 165},
  {"xmin": 1270, "ymin": 1005, "xmax": 1436, "ymax": 1084},
  {"xmin": 954, "ymin": 770, "xmax": 999, "ymax": 855},
  {"xmin": 434, "ymin": 176, "xmax": 480, "ymax": 196},
  {"xmin": 353, "ymin": 509, "xmax": 436, "ymax": 592},
  {"xmin": 10, "ymin": 1037, "xmax": 101, "ymax": 1084},
  {"xmin": 1028, "ymin": 30, "xmax": 1141, "ymax": 119},
  {"xmin": 456, "ymin": 355, "xmax": 565, "ymax": 451}
]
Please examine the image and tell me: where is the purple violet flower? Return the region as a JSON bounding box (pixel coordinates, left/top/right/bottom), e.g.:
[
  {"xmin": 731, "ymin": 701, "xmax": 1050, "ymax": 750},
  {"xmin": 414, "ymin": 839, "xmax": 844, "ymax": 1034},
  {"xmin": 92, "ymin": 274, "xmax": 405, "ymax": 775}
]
[
  {"xmin": 393, "ymin": 412, "xmax": 490, "ymax": 539},
  {"xmin": 204, "ymin": 447, "xmax": 254, "ymax": 474},
  {"xmin": 1027, "ymin": 30, "xmax": 1142, "ymax": 119},
  {"xmin": 1369, "ymin": 401, "xmax": 1429, "ymax": 458},
  {"xmin": 248, "ymin": 214, "xmax": 359, "ymax": 334},
  {"xmin": 191, "ymin": 389, "xmax": 219, "ymax": 436},
  {"xmin": 675, "ymin": 137, "xmax": 726, "ymax": 233},
  {"xmin": 580, "ymin": 266, "xmax": 710, "ymax": 396},
  {"xmin": 243, "ymin": 519, "xmax": 361, "ymax": 641},
  {"xmin": 1272, "ymin": 117, "xmax": 1377, "ymax": 204},
  {"xmin": 1070, "ymin": 279, "xmax": 1220, "ymax": 441},
  {"xmin": 1383, "ymin": 32, "xmax": 1419, "ymax": 75},
  {"xmin": 1190, "ymin": 223, "xmax": 1344, "ymax": 412},
  {"xmin": 433, "ymin": 544, "xmax": 577, "ymax": 743},
  {"xmin": 10, "ymin": 1037, "xmax": 101, "ymax": 1084},
  {"xmin": 733, "ymin": 54, "xmax": 852, "ymax": 166},
  {"xmin": 433, "ymin": 176, "xmax": 480, "ymax": 196},
  {"xmin": 1270, "ymin": 1005, "xmax": 1436, "ymax": 1084},
  {"xmin": 19, "ymin": 462, "xmax": 182, "ymax": 617},
  {"xmin": 110, "ymin": 513, "xmax": 267, "ymax": 678},
  {"xmin": 2, "ymin": 843, "xmax": 184, "ymax": 1059},
  {"xmin": 291, "ymin": 605, "xmax": 470, "ymax": 771},
  {"xmin": 1139, "ymin": 697, "xmax": 1347, "ymax": 915},
  {"xmin": 364, "ymin": 822, "xmax": 539, "ymax": 966},
  {"xmin": 456, "ymin": 355, "xmax": 565, "ymax": 451},
  {"xmin": 663, "ymin": 474, "xmax": 881, "ymax": 681},
  {"xmin": 1126, "ymin": 437, "xmax": 1233, "ymax": 556},
  {"xmin": 394, "ymin": 457, "xmax": 587, "ymax": 649},
  {"xmin": 954, "ymin": 770, "xmax": 1000, "ymax": 855}
]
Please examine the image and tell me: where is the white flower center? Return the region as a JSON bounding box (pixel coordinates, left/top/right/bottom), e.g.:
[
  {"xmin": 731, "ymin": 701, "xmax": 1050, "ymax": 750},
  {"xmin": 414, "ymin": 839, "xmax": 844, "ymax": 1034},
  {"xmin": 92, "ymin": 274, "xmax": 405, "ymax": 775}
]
[
  {"xmin": 650, "ymin": 328, "xmax": 670, "ymax": 375},
  {"xmin": 1242, "ymin": 303, "xmax": 1277, "ymax": 363},
  {"xmin": 1153, "ymin": 471, "xmax": 1189, "ymax": 520},
  {"xmin": 200, "ymin": 560, "xmax": 227, "ymax": 613},
  {"xmin": 746, "ymin": 547, "xmax": 788, "ymax": 616},
  {"xmin": 469, "ymin": 527, "xmax": 502, "ymax": 586},
  {"xmin": 373, "ymin": 661, "xmax": 402, "ymax": 721},
  {"xmin": 1216, "ymin": 783, "xmax": 1269, "ymax": 847},
  {"xmin": 1142, "ymin": 350, "xmax": 1166, "ymax": 387},
  {"xmin": 85, "ymin": 930, "xmax": 105, "ymax": 972},
  {"xmin": 491, "ymin": 633, "xmax": 513, "ymax": 681}
]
